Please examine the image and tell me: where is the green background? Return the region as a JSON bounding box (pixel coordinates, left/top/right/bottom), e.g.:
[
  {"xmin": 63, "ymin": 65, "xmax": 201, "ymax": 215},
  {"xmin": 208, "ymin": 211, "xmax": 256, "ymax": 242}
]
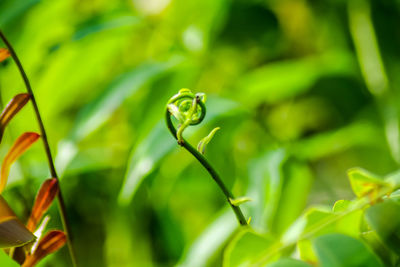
[{"xmin": 1, "ymin": 0, "xmax": 400, "ymax": 266}]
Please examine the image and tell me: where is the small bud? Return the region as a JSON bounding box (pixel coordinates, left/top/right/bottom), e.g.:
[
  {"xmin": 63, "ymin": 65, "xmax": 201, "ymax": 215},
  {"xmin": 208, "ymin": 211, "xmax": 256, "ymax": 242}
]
[
  {"xmin": 197, "ymin": 127, "xmax": 220, "ymax": 154},
  {"xmin": 229, "ymin": 196, "xmax": 252, "ymax": 206}
]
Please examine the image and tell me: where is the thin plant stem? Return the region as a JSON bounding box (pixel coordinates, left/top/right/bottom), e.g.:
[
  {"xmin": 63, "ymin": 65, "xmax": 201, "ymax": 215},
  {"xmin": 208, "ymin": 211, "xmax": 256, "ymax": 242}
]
[
  {"xmin": 0, "ymin": 30, "xmax": 78, "ymax": 267},
  {"xmin": 165, "ymin": 104, "xmax": 248, "ymax": 226}
]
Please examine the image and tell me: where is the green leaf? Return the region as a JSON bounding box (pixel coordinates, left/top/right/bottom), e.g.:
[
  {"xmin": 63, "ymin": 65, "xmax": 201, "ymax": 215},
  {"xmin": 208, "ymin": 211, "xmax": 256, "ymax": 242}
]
[
  {"xmin": 365, "ymin": 200, "xmax": 400, "ymax": 254},
  {"xmin": 246, "ymin": 149, "xmax": 288, "ymax": 231},
  {"xmin": 70, "ymin": 61, "xmax": 176, "ymax": 141},
  {"xmin": 332, "ymin": 200, "xmax": 351, "ymax": 213},
  {"xmin": 297, "ymin": 207, "xmax": 363, "ymax": 263},
  {"xmin": 266, "ymin": 258, "xmax": 311, "ymax": 267},
  {"xmin": 0, "ymin": 250, "xmax": 19, "ymax": 266},
  {"xmin": 223, "ymin": 229, "xmax": 275, "ymax": 267},
  {"xmin": 0, "ymin": 0, "xmax": 39, "ymax": 27},
  {"xmin": 313, "ymin": 233, "xmax": 383, "ymax": 267},
  {"xmin": 229, "ymin": 196, "xmax": 252, "ymax": 207},
  {"xmin": 177, "ymin": 209, "xmax": 237, "ymax": 267},
  {"xmin": 197, "ymin": 127, "xmax": 220, "ymax": 155},
  {"xmin": 56, "ymin": 60, "xmax": 178, "ymax": 174},
  {"xmin": 292, "ymin": 122, "xmax": 380, "ymax": 161},
  {"xmin": 272, "ymin": 160, "xmax": 313, "ymax": 235},
  {"xmin": 236, "ymin": 52, "xmax": 356, "ymax": 105},
  {"xmin": 347, "ymin": 168, "xmax": 390, "ymax": 198}
]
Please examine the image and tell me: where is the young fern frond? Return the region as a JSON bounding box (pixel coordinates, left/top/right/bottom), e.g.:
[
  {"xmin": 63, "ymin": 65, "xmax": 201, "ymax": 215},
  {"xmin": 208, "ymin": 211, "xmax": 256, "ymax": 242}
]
[{"xmin": 165, "ymin": 88, "xmax": 248, "ymax": 226}]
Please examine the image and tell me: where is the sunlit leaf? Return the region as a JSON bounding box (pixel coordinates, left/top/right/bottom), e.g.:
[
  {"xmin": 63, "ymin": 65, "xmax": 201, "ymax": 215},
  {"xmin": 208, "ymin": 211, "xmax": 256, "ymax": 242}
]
[
  {"xmin": 347, "ymin": 168, "xmax": 391, "ymax": 199},
  {"xmin": 27, "ymin": 179, "xmax": 59, "ymax": 232},
  {"xmin": 177, "ymin": 209, "xmax": 237, "ymax": 267},
  {"xmin": 0, "ymin": 196, "xmax": 35, "ymax": 248},
  {"xmin": 223, "ymin": 229, "xmax": 275, "ymax": 267},
  {"xmin": 313, "ymin": 233, "xmax": 383, "ymax": 267},
  {"xmin": 22, "ymin": 230, "xmax": 66, "ymax": 267},
  {"xmin": 0, "ymin": 93, "xmax": 31, "ymax": 142},
  {"xmin": 0, "ymin": 48, "xmax": 10, "ymax": 62},
  {"xmin": 0, "ymin": 132, "xmax": 40, "ymax": 193},
  {"xmin": 56, "ymin": 60, "xmax": 179, "ymax": 174},
  {"xmin": 297, "ymin": 207, "xmax": 363, "ymax": 263}
]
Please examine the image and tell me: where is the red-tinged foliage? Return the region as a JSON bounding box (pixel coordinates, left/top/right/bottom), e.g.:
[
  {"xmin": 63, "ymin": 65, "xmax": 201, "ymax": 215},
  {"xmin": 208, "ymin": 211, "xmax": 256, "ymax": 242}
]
[
  {"xmin": 26, "ymin": 178, "xmax": 59, "ymax": 232},
  {"xmin": 0, "ymin": 132, "xmax": 40, "ymax": 193},
  {"xmin": 0, "ymin": 94, "xmax": 31, "ymax": 142},
  {"xmin": 22, "ymin": 230, "xmax": 66, "ymax": 267},
  {"xmin": 0, "ymin": 48, "xmax": 10, "ymax": 62}
]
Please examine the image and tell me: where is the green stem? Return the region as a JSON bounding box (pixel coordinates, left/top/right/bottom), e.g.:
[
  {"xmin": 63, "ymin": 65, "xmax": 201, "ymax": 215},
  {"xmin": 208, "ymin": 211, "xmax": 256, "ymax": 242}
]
[
  {"xmin": 0, "ymin": 31, "xmax": 78, "ymax": 267},
  {"xmin": 165, "ymin": 107, "xmax": 248, "ymax": 226}
]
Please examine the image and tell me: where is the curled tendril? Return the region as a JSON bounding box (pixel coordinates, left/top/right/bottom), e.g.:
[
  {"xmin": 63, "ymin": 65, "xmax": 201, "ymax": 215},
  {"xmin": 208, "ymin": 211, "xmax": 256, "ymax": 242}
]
[{"xmin": 166, "ymin": 88, "xmax": 207, "ymax": 145}]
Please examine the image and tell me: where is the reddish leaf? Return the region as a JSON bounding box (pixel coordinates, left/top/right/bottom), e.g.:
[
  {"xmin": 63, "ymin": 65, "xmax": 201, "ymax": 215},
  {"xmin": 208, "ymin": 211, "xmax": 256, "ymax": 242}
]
[
  {"xmin": 0, "ymin": 196, "xmax": 35, "ymax": 248},
  {"xmin": 0, "ymin": 132, "xmax": 40, "ymax": 193},
  {"xmin": 27, "ymin": 178, "xmax": 59, "ymax": 232},
  {"xmin": 22, "ymin": 230, "xmax": 66, "ymax": 267},
  {"xmin": 0, "ymin": 48, "xmax": 10, "ymax": 62},
  {"xmin": 0, "ymin": 94, "xmax": 31, "ymax": 142}
]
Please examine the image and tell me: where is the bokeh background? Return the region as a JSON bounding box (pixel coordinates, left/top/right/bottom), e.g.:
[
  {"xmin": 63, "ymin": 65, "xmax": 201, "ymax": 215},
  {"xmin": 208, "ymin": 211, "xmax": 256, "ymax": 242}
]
[{"xmin": 0, "ymin": 0, "xmax": 400, "ymax": 266}]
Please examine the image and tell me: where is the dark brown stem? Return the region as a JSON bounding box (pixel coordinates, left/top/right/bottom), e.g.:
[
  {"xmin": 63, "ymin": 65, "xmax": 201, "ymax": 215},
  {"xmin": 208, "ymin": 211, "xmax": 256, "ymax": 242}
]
[{"xmin": 0, "ymin": 30, "xmax": 78, "ymax": 267}]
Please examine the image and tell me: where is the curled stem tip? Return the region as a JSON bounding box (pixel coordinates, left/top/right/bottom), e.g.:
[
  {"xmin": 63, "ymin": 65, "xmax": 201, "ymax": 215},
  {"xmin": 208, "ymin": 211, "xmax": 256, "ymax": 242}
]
[{"xmin": 165, "ymin": 89, "xmax": 248, "ymax": 226}]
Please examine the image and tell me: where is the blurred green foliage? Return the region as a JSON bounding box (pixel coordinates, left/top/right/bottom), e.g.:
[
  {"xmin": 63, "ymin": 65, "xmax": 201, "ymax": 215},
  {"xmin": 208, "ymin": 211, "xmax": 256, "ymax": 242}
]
[{"xmin": 1, "ymin": 0, "xmax": 400, "ymax": 266}]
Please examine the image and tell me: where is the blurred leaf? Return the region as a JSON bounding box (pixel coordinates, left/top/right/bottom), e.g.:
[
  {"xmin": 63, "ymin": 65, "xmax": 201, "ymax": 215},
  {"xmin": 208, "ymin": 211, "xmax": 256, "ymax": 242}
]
[
  {"xmin": 0, "ymin": 48, "xmax": 10, "ymax": 62},
  {"xmin": 0, "ymin": 250, "xmax": 19, "ymax": 266},
  {"xmin": 22, "ymin": 230, "xmax": 66, "ymax": 267},
  {"xmin": 0, "ymin": 93, "xmax": 30, "ymax": 142},
  {"xmin": 237, "ymin": 52, "xmax": 356, "ymax": 105},
  {"xmin": 0, "ymin": 0, "xmax": 39, "ymax": 27},
  {"xmin": 223, "ymin": 229, "xmax": 275, "ymax": 267},
  {"xmin": 177, "ymin": 209, "xmax": 237, "ymax": 267},
  {"xmin": 0, "ymin": 196, "xmax": 35, "ymax": 248},
  {"xmin": 292, "ymin": 122, "xmax": 381, "ymax": 160},
  {"xmin": 266, "ymin": 258, "xmax": 311, "ymax": 267},
  {"xmin": 246, "ymin": 149, "xmax": 287, "ymax": 231},
  {"xmin": 365, "ymin": 200, "xmax": 400, "ymax": 254},
  {"xmin": 272, "ymin": 161, "xmax": 313, "ymax": 235},
  {"xmin": 26, "ymin": 178, "xmax": 59, "ymax": 232},
  {"xmin": 297, "ymin": 207, "xmax": 362, "ymax": 263},
  {"xmin": 0, "ymin": 132, "xmax": 40, "ymax": 193},
  {"xmin": 313, "ymin": 233, "xmax": 383, "ymax": 267},
  {"xmin": 118, "ymin": 122, "xmax": 175, "ymax": 205},
  {"xmin": 73, "ymin": 16, "xmax": 141, "ymax": 41},
  {"xmin": 361, "ymin": 229, "xmax": 396, "ymax": 266},
  {"xmin": 70, "ymin": 61, "xmax": 178, "ymax": 141},
  {"xmin": 332, "ymin": 200, "xmax": 351, "ymax": 213},
  {"xmin": 347, "ymin": 168, "xmax": 390, "ymax": 198},
  {"xmin": 56, "ymin": 60, "xmax": 179, "ymax": 174}
]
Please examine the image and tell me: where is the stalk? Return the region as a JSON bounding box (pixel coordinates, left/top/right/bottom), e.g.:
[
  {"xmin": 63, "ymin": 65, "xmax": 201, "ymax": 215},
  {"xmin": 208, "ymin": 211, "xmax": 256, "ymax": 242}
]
[
  {"xmin": 0, "ymin": 31, "xmax": 78, "ymax": 267},
  {"xmin": 165, "ymin": 91, "xmax": 248, "ymax": 226}
]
